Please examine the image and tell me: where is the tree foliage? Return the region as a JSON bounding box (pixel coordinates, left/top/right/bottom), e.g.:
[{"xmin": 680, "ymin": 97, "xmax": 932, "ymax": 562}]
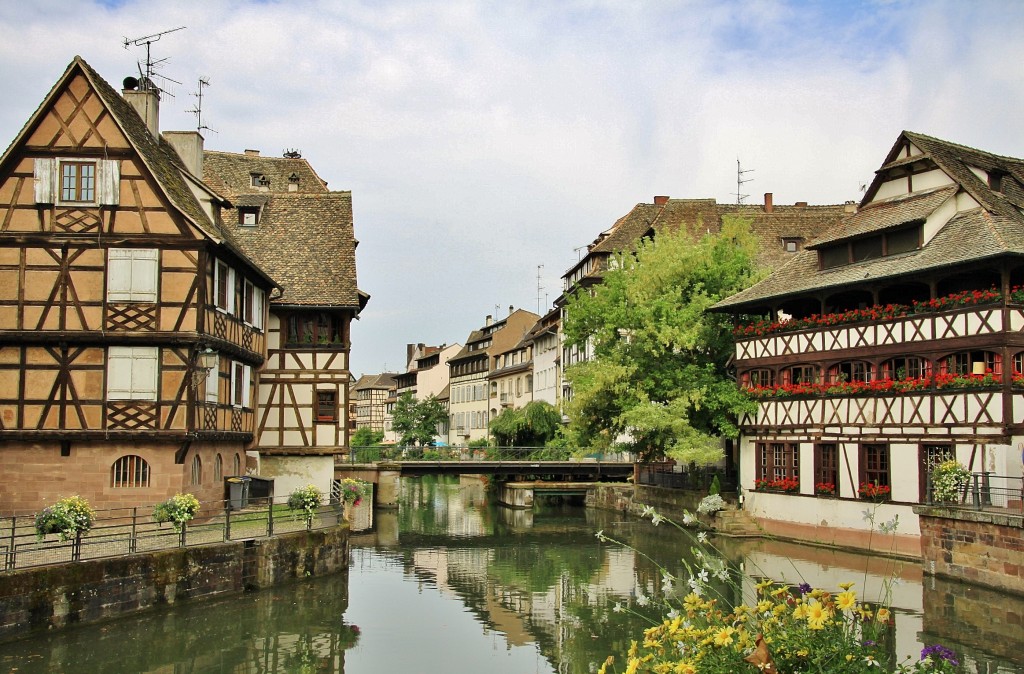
[
  {"xmin": 351, "ymin": 427, "xmax": 385, "ymax": 447},
  {"xmin": 490, "ymin": 400, "xmax": 563, "ymax": 447},
  {"xmin": 562, "ymin": 216, "xmax": 761, "ymax": 463},
  {"xmin": 391, "ymin": 393, "xmax": 449, "ymax": 446}
]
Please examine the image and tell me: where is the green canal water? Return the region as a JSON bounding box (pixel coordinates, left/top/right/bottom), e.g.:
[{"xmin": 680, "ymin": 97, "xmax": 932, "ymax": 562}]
[{"xmin": 1, "ymin": 474, "xmax": 1022, "ymax": 673}]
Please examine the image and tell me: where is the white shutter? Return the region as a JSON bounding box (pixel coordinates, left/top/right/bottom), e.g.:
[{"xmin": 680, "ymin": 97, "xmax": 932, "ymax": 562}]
[
  {"xmin": 97, "ymin": 159, "xmax": 120, "ymax": 205},
  {"xmin": 107, "ymin": 346, "xmax": 158, "ymax": 401},
  {"xmin": 131, "ymin": 348, "xmax": 159, "ymax": 400},
  {"xmin": 107, "ymin": 249, "xmax": 158, "ymax": 302},
  {"xmin": 242, "ymin": 365, "xmax": 251, "ymax": 407},
  {"xmin": 107, "ymin": 249, "xmax": 133, "ymax": 301},
  {"xmin": 34, "ymin": 158, "xmax": 55, "ymax": 203},
  {"xmin": 226, "ymin": 268, "xmax": 236, "ymax": 314},
  {"xmin": 107, "ymin": 347, "xmax": 133, "ymax": 400},
  {"xmin": 204, "ymin": 353, "xmax": 220, "ymax": 404},
  {"xmin": 132, "ymin": 249, "xmax": 158, "ymax": 302},
  {"xmin": 253, "ymin": 287, "xmax": 265, "ymax": 330}
]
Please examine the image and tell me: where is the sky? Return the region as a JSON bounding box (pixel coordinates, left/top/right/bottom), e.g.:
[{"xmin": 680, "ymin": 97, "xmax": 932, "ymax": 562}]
[{"xmin": 2, "ymin": 0, "xmax": 1024, "ymax": 376}]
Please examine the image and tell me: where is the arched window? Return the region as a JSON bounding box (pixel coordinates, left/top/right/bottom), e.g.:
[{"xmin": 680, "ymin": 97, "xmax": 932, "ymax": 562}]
[
  {"xmin": 741, "ymin": 369, "xmax": 775, "ymax": 389},
  {"xmin": 233, "ymin": 453, "xmax": 241, "ymax": 476},
  {"xmin": 214, "ymin": 454, "xmax": 223, "ymax": 482},
  {"xmin": 880, "ymin": 356, "xmax": 930, "ymax": 381},
  {"xmin": 111, "ymin": 455, "xmax": 150, "ymax": 488},
  {"xmin": 781, "ymin": 365, "xmax": 818, "ymax": 386},
  {"xmin": 191, "ymin": 454, "xmax": 202, "ymax": 486},
  {"xmin": 940, "ymin": 350, "xmax": 1001, "ymax": 376}
]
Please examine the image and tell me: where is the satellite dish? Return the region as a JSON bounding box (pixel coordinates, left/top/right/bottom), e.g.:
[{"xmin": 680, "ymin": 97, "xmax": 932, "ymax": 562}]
[{"xmin": 123, "ymin": 76, "xmax": 140, "ymax": 90}]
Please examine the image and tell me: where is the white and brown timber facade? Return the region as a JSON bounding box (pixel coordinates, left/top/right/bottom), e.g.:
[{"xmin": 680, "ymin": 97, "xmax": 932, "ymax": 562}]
[{"xmin": 715, "ymin": 131, "xmax": 1024, "ymax": 555}]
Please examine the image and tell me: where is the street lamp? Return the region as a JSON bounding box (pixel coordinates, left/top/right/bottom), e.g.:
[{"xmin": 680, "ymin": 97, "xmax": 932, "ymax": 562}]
[{"xmin": 191, "ymin": 347, "xmax": 218, "ymax": 390}]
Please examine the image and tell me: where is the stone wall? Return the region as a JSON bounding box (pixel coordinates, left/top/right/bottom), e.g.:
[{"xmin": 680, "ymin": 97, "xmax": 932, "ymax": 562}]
[
  {"xmin": 0, "ymin": 525, "xmax": 349, "ymax": 643},
  {"xmin": 916, "ymin": 506, "xmax": 1024, "ymax": 595},
  {"xmin": 588, "ymin": 484, "xmax": 714, "ymax": 524}
]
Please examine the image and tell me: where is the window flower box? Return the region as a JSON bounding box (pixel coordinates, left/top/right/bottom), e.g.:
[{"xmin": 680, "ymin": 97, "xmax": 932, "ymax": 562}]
[
  {"xmin": 814, "ymin": 482, "xmax": 836, "ymax": 496},
  {"xmin": 754, "ymin": 477, "xmax": 800, "ymax": 493},
  {"xmin": 858, "ymin": 482, "xmax": 891, "ymax": 502}
]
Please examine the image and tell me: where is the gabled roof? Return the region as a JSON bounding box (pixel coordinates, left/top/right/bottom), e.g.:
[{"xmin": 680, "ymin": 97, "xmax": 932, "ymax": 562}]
[
  {"xmin": 353, "ymin": 372, "xmax": 398, "ymax": 391},
  {"xmin": 715, "ymin": 131, "xmax": 1024, "ymax": 311},
  {"xmin": 204, "ymin": 151, "xmax": 363, "ymax": 308}
]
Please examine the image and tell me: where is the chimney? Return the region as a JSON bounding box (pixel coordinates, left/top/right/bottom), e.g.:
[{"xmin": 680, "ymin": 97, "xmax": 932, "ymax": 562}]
[
  {"xmin": 122, "ymin": 86, "xmax": 160, "ymax": 139},
  {"xmin": 653, "ymin": 195, "xmax": 669, "ymax": 205},
  {"xmin": 485, "ymin": 315, "xmax": 493, "ymax": 327},
  {"xmin": 244, "ymin": 149, "xmax": 260, "ymax": 156},
  {"xmin": 406, "ymin": 343, "xmax": 416, "ymax": 364},
  {"xmin": 795, "ymin": 201, "xmax": 808, "ymax": 208},
  {"xmin": 509, "ymin": 305, "xmax": 514, "ymax": 316},
  {"xmin": 163, "ymin": 131, "xmax": 205, "ymax": 177},
  {"xmin": 763, "ymin": 193, "xmax": 773, "ymax": 213},
  {"xmin": 844, "ymin": 200, "xmax": 858, "ymax": 213}
]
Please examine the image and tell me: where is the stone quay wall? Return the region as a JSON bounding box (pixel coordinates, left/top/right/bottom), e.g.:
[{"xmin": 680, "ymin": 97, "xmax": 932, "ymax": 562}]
[
  {"xmin": 0, "ymin": 525, "xmax": 349, "ymax": 644},
  {"xmin": 915, "ymin": 506, "xmax": 1024, "ymax": 596},
  {"xmin": 588, "ymin": 483, "xmax": 713, "ymax": 523}
]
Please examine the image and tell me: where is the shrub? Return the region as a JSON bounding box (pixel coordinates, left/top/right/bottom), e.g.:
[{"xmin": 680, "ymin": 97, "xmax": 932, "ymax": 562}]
[
  {"xmin": 696, "ymin": 493, "xmax": 725, "ymax": 515},
  {"xmin": 34, "ymin": 495, "xmax": 95, "ymax": 541},
  {"xmin": 288, "ymin": 484, "xmax": 325, "ymax": 521},
  {"xmin": 152, "ymin": 493, "xmax": 201, "ymax": 531}
]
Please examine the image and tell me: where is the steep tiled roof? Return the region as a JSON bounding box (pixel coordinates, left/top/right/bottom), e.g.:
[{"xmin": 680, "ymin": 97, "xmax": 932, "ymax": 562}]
[
  {"xmin": 809, "ymin": 185, "xmax": 957, "ymax": 248},
  {"xmin": 715, "ymin": 132, "xmax": 1024, "ymax": 312},
  {"xmin": 353, "ymin": 373, "xmax": 397, "ymax": 391},
  {"xmin": 204, "ymin": 151, "xmax": 362, "ymax": 308}
]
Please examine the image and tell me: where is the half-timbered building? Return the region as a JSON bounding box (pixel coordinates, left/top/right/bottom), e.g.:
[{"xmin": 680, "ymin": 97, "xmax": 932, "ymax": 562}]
[
  {"xmin": 715, "ymin": 131, "xmax": 1024, "ymax": 555},
  {"xmin": 202, "ymin": 149, "xmax": 366, "ymax": 498},
  {"xmin": 0, "ymin": 57, "xmax": 276, "ymax": 512}
]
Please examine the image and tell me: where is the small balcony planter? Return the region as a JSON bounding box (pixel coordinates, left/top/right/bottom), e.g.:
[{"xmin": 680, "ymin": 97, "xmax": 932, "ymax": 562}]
[
  {"xmin": 754, "ymin": 478, "xmax": 800, "ymax": 494},
  {"xmin": 814, "ymin": 482, "xmax": 837, "ymax": 497},
  {"xmin": 858, "ymin": 482, "xmax": 891, "ymax": 502}
]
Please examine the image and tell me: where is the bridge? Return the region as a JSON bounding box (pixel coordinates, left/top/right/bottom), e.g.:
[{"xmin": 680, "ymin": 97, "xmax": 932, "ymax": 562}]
[{"xmin": 335, "ymin": 452, "xmax": 635, "ymax": 509}]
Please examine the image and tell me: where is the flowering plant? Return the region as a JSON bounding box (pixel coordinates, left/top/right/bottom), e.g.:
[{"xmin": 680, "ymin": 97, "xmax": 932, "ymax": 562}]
[
  {"xmin": 595, "ymin": 507, "xmax": 959, "ymax": 674},
  {"xmin": 734, "ymin": 288, "xmax": 1003, "ymax": 339},
  {"xmin": 34, "ymin": 495, "xmax": 95, "ymax": 541},
  {"xmin": 859, "ymin": 482, "xmax": 891, "ymax": 501},
  {"xmin": 338, "ymin": 478, "xmax": 369, "ymax": 506},
  {"xmin": 288, "ymin": 484, "xmax": 325, "ymax": 523},
  {"xmin": 153, "ymin": 493, "xmax": 201, "ymax": 531},
  {"xmin": 746, "ymin": 371, "xmax": 1001, "ymax": 400},
  {"xmin": 814, "ymin": 482, "xmax": 836, "ymax": 496},
  {"xmin": 930, "ymin": 459, "xmax": 970, "ymax": 503},
  {"xmin": 696, "ymin": 494, "xmax": 725, "ymax": 515},
  {"xmin": 754, "ymin": 477, "xmax": 799, "ymax": 493}
]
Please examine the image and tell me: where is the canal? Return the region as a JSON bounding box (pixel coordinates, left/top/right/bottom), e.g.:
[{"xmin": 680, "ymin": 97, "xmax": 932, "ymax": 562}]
[{"xmin": 0, "ymin": 474, "xmax": 1022, "ymax": 672}]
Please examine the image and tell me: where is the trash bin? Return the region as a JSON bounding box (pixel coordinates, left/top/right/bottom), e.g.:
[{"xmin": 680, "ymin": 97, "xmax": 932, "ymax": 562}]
[{"xmin": 227, "ymin": 476, "xmax": 251, "ymax": 510}]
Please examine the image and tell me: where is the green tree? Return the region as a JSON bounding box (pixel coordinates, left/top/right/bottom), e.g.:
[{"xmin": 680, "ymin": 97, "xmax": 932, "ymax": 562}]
[
  {"xmin": 351, "ymin": 427, "xmax": 385, "ymax": 447},
  {"xmin": 562, "ymin": 217, "xmax": 761, "ymax": 463},
  {"xmin": 391, "ymin": 393, "xmax": 449, "ymax": 446},
  {"xmin": 490, "ymin": 400, "xmax": 564, "ymax": 447}
]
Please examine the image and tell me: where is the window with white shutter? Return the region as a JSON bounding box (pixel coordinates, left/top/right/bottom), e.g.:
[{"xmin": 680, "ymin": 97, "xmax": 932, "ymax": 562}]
[
  {"xmin": 213, "ymin": 260, "xmax": 236, "ymax": 314},
  {"xmin": 204, "ymin": 353, "xmax": 220, "ymax": 404},
  {"xmin": 107, "ymin": 346, "xmax": 159, "ymax": 401},
  {"xmin": 231, "ymin": 361, "xmax": 251, "ymax": 408},
  {"xmin": 33, "ymin": 158, "xmax": 118, "ymax": 205},
  {"xmin": 107, "ymin": 249, "xmax": 158, "ymax": 303}
]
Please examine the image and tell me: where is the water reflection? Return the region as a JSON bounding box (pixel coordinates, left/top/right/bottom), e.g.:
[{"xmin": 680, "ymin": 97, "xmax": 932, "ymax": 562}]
[{"xmin": 1, "ymin": 474, "xmax": 1022, "ymax": 673}]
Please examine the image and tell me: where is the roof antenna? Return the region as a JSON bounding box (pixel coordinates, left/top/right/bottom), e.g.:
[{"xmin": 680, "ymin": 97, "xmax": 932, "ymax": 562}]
[
  {"xmin": 733, "ymin": 158, "xmax": 754, "ymax": 205},
  {"xmin": 535, "ymin": 264, "xmax": 544, "ymax": 315},
  {"xmin": 187, "ymin": 77, "xmax": 215, "ymax": 134},
  {"xmin": 123, "ymin": 26, "xmax": 186, "ymax": 96}
]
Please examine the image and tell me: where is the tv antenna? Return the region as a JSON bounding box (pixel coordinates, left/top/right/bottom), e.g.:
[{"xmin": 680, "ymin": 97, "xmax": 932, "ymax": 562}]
[
  {"xmin": 733, "ymin": 158, "xmax": 754, "ymax": 205},
  {"xmin": 123, "ymin": 26, "xmax": 186, "ymax": 94},
  {"xmin": 535, "ymin": 264, "xmax": 544, "ymax": 314},
  {"xmin": 187, "ymin": 77, "xmax": 215, "ymax": 134}
]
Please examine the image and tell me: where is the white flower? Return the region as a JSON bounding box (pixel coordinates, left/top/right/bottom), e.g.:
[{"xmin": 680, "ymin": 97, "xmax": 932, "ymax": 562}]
[
  {"xmin": 697, "ymin": 531, "xmax": 708, "ymax": 543},
  {"xmin": 697, "ymin": 569, "xmax": 709, "ymax": 584},
  {"xmin": 682, "ymin": 513, "xmax": 695, "ymax": 525},
  {"xmin": 667, "ymin": 609, "xmax": 679, "ymax": 620},
  {"xmin": 641, "ymin": 505, "xmax": 656, "ymax": 518},
  {"xmin": 636, "ymin": 593, "xmax": 650, "ymax": 607},
  {"xmin": 595, "ymin": 530, "xmax": 606, "ymax": 541},
  {"xmin": 612, "ymin": 602, "xmax": 624, "ymax": 613},
  {"xmin": 652, "ymin": 513, "xmax": 665, "ymax": 526}
]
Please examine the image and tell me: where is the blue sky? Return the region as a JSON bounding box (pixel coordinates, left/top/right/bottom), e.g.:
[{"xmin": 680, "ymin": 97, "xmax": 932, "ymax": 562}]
[{"xmin": 2, "ymin": 1, "xmax": 1023, "ymax": 375}]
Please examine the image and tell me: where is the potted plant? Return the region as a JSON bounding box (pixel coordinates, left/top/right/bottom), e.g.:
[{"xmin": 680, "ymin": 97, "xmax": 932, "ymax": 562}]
[
  {"xmin": 288, "ymin": 484, "xmax": 325, "ymax": 527},
  {"xmin": 34, "ymin": 495, "xmax": 95, "ymax": 542},
  {"xmin": 337, "ymin": 478, "xmax": 369, "ymax": 521},
  {"xmin": 930, "ymin": 459, "xmax": 970, "ymax": 504},
  {"xmin": 859, "ymin": 481, "xmax": 891, "ymax": 502},
  {"xmin": 153, "ymin": 493, "xmax": 201, "ymax": 531},
  {"xmin": 814, "ymin": 482, "xmax": 836, "ymax": 496}
]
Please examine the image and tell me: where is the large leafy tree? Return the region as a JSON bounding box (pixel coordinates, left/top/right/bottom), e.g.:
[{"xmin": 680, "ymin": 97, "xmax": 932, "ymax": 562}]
[
  {"xmin": 351, "ymin": 427, "xmax": 384, "ymax": 447},
  {"xmin": 562, "ymin": 216, "xmax": 761, "ymax": 463},
  {"xmin": 490, "ymin": 400, "xmax": 563, "ymax": 447},
  {"xmin": 392, "ymin": 393, "xmax": 449, "ymax": 446}
]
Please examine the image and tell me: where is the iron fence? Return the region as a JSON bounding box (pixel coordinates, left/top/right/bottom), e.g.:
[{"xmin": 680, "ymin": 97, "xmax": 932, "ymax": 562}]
[
  {"xmin": 925, "ymin": 472, "xmax": 1023, "ymax": 513},
  {"xmin": 0, "ymin": 495, "xmax": 345, "ymax": 573}
]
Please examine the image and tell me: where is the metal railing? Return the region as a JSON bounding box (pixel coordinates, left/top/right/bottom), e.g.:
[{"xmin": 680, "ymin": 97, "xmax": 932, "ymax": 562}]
[
  {"xmin": 926, "ymin": 472, "xmax": 1023, "ymax": 513},
  {"xmin": 635, "ymin": 463, "xmax": 735, "ymax": 493},
  {"xmin": 340, "ymin": 445, "xmax": 630, "ymax": 464},
  {"xmin": 0, "ymin": 496, "xmax": 345, "ymax": 573}
]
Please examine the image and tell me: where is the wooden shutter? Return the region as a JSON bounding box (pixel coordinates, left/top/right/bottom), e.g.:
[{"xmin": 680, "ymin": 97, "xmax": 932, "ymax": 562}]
[
  {"xmin": 97, "ymin": 159, "xmax": 120, "ymax": 205},
  {"xmin": 108, "ymin": 249, "xmax": 158, "ymax": 302},
  {"xmin": 205, "ymin": 353, "xmax": 220, "ymax": 404},
  {"xmin": 107, "ymin": 346, "xmax": 158, "ymax": 400},
  {"xmin": 33, "ymin": 158, "xmax": 55, "ymax": 203}
]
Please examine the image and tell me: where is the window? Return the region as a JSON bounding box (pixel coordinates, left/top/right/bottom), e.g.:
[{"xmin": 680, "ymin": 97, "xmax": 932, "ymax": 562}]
[
  {"xmin": 191, "ymin": 455, "xmax": 202, "ymax": 486},
  {"xmin": 920, "ymin": 444, "xmax": 955, "ymax": 502},
  {"xmin": 285, "ymin": 311, "xmax": 343, "ymax": 347},
  {"xmin": 111, "ymin": 455, "xmax": 150, "ymax": 488},
  {"xmin": 61, "ymin": 161, "xmax": 95, "ymax": 202},
  {"xmin": 742, "ymin": 369, "xmax": 775, "ymax": 388},
  {"xmin": 214, "ymin": 454, "xmax": 223, "ymax": 482},
  {"xmin": 317, "ymin": 391, "xmax": 337, "ymax": 422},
  {"xmin": 239, "ymin": 208, "xmax": 259, "ymax": 226},
  {"xmin": 107, "ymin": 249, "xmax": 158, "ymax": 303},
  {"xmin": 784, "ymin": 365, "xmax": 818, "ymax": 385},
  {"xmin": 814, "ymin": 444, "xmax": 838, "ymax": 494},
  {"xmin": 756, "ymin": 442, "xmax": 799, "ymax": 485},
  {"xmin": 34, "ymin": 158, "xmax": 119, "ymax": 205},
  {"xmin": 204, "ymin": 353, "xmax": 220, "ymax": 404},
  {"xmin": 851, "ymin": 235, "xmax": 883, "ymax": 262},
  {"xmin": 941, "ymin": 350, "xmax": 1000, "ymax": 376},
  {"xmin": 881, "ymin": 356, "xmax": 929, "ymax": 380},
  {"xmin": 827, "ymin": 361, "xmax": 872, "ymax": 384},
  {"xmin": 215, "ymin": 260, "xmax": 234, "ymax": 313},
  {"xmin": 231, "ymin": 362, "xmax": 251, "ymax": 407},
  {"xmin": 860, "ymin": 444, "xmax": 890, "ymax": 496},
  {"xmin": 107, "ymin": 346, "xmax": 159, "ymax": 401},
  {"xmin": 233, "ymin": 453, "xmax": 241, "ymax": 476},
  {"xmin": 820, "ymin": 245, "xmax": 849, "ymax": 270},
  {"xmin": 886, "ymin": 227, "xmax": 920, "ymax": 255},
  {"xmin": 783, "ymin": 238, "xmax": 800, "ymax": 253}
]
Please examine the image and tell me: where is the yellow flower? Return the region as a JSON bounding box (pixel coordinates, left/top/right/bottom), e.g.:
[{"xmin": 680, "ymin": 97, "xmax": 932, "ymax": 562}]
[
  {"xmin": 771, "ymin": 585, "xmax": 790, "ymax": 598},
  {"xmin": 806, "ymin": 601, "xmax": 829, "ymax": 629},
  {"xmin": 797, "ymin": 649, "xmax": 809, "ymax": 658},
  {"xmin": 876, "ymin": 608, "xmax": 891, "ymax": 623},
  {"xmin": 625, "ymin": 657, "xmax": 641, "ymax": 674},
  {"xmin": 756, "ymin": 600, "xmax": 773, "ymax": 613},
  {"xmin": 674, "ymin": 663, "xmax": 697, "ymax": 674},
  {"xmin": 836, "ymin": 590, "xmax": 857, "ymax": 611},
  {"xmin": 713, "ymin": 626, "xmax": 735, "ymax": 647},
  {"xmin": 628, "ymin": 640, "xmax": 639, "ymax": 658},
  {"xmin": 839, "ymin": 581, "xmax": 855, "ymax": 590},
  {"xmin": 792, "ymin": 603, "xmax": 809, "ymax": 620}
]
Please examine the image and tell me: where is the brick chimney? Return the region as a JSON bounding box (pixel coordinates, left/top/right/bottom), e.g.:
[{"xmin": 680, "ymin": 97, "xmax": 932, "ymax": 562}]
[
  {"xmin": 244, "ymin": 149, "xmax": 260, "ymax": 156},
  {"xmin": 764, "ymin": 193, "xmax": 773, "ymax": 213},
  {"xmin": 795, "ymin": 201, "xmax": 808, "ymax": 208},
  {"xmin": 653, "ymin": 195, "xmax": 669, "ymax": 205}
]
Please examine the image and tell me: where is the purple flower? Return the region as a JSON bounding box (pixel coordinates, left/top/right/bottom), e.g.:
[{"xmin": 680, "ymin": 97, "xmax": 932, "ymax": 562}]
[
  {"xmin": 921, "ymin": 644, "xmax": 958, "ymax": 666},
  {"xmin": 798, "ymin": 583, "xmax": 812, "ymax": 595}
]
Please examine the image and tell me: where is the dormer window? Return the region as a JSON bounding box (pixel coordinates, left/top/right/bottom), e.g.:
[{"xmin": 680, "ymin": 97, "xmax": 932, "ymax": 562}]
[
  {"xmin": 239, "ymin": 207, "xmax": 259, "ymax": 226},
  {"xmin": 250, "ymin": 173, "xmax": 265, "ymax": 187},
  {"xmin": 989, "ymin": 171, "xmax": 1005, "ymax": 193},
  {"xmin": 782, "ymin": 237, "xmax": 801, "ymax": 253},
  {"xmin": 819, "ymin": 224, "xmax": 922, "ymax": 270}
]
